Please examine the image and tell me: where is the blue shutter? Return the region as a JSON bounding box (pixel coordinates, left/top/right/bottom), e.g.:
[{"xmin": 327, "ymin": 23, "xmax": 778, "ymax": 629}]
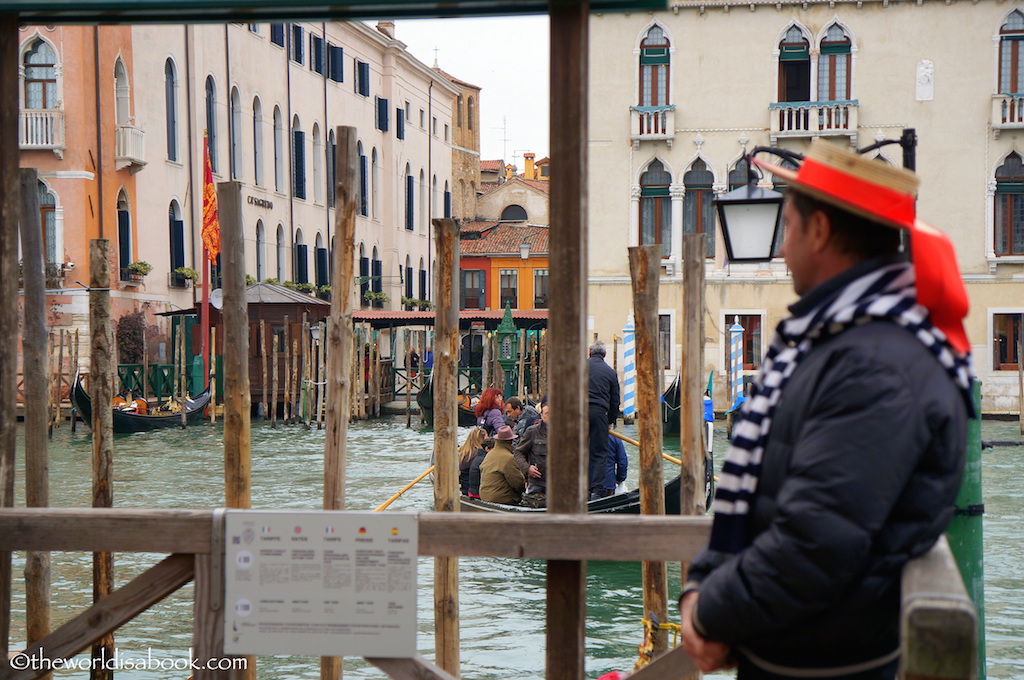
[
  {"xmin": 118, "ymin": 210, "xmax": 131, "ymax": 278},
  {"xmin": 359, "ymin": 256, "xmax": 369, "ymax": 300},
  {"xmin": 444, "ymin": 190, "xmax": 451, "ymax": 218},
  {"xmin": 270, "ymin": 24, "xmax": 285, "ymax": 46},
  {"xmin": 359, "ymin": 154, "xmax": 368, "ymax": 216},
  {"xmin": 406, "ymin": 175, "xmax": 414, "ymax": 230},
  {"xmin": 419, "ymin": 269, "xmax": 427, "ymax": 301},
  {"xmin": 292, "ymin": 25, "xmax": 304, "ymax": 63},
  {"xmin": 405, "ymin": 266, "xmax": 413, "ymax": 299},
  {"xmin": 293, "ymin": 129, "xmax": 306, "ymax": 199},
  {"xmin": 295, "ymin": 244, "xmax": 308, "ymax": 283},
  {"xmin": 376, "ymin": 97, "xmax": 389, "ymax": 131},
  {"xmin": 359, "ymin": 61, "xmax": 370, "ymax": 96},
  {"xmin": 328, "ymin": 44, "xmax": 344, "ymax": 82},
  {"xmin": 396, "ymin": 108, "xmax": 405, "ymax": 139},
  {"xmin": 316, "ymin": 247, "xmax": 329, "ymax": 286}
]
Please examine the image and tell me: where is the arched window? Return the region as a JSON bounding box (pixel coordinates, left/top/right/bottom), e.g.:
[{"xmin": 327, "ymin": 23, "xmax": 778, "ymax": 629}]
[
  {"xmin": 818, "ymin": 24, "xmax": 851, "ymax": 101},
  {"xmin": 639, "ymin": 159, "xmax": 671, "ymax": 257},
  {"xmin": 165, "ymin": 59, "xmax": 178, "ymax": 161},
  {"xmin": 23, "ymin": 38, "xmax": 56, "ymax": 109},
  {"xmin": 684, "ymin": 159, "xmax": 715, "ymax": 258},
  {"xmin": 1001, "ymin": 10, "xmax": 1024, "ymax": 94},
  {"xmin": 276, "ymin": 223, "xmax": 286, "ymax": 280},
  {"xmin": 405, "ymin": 164, "xmax": 414, "ymax": 231},
  {"xmin": 457, "ymin": 180, "xmax": 466, "ymax": 219},
  {"xmin": 467, "ymin": 97, "xmax": 475, "ymax": 130},
  {"xmin": 371, "ymin": 148, "xmax": 380, "ymax": 219},
  {"xmin": 292, "ymin": 115, "xmax": 306, "ymax": 199},
  {"xmin": 273, "ymin": 106, "xmax": 284, "ymax": 192},
  {"xmin": 456, "ymin": 95, "xmax": 463, "ymax": 127},
  {"xmin": 327, "ymin": 129, "xmax": 336, "ymax": 208},
  {"xmin": 444, "ymin": 180, "xmax": 451, "ymax": 218},
  {"xmin": 117, "ymin": 190, "xmax": 132, "ymax": 280},
  {"xmin": 501, "ymin": 204, "xmax": 528, "ymax": 221},
  {"xmin": 294, "ymin": 228, "xmax": 308, "ymax": 283},
  {"xmin": 639, "ymin": 25, "xmax": 670, "ymax": 107},
  {"xmin": 229, "ymin": 87, "xmax": 242, "ymax": 179},
  {"xmin": 418, "ymin": 257, "xmax": 427, "ymax": 301},
  {"xmin": 169, "ymin": 201, "xmax": 186, "ymax": 286},
  {"xmin": 312, "ymin": 123, "xmax": 323, "ymax": 204},
  {"xmin": 255, "ymin": 220, "xmax": 266, "ymax": 281},
  {"xmin": 995, "ymin": 152, "xmax": 1024, "ymax": 255},
  {"xmin": 252, "ymin": 97, "xmax": 264, "ymax": 186},
  {"xmin": 114, "ymin": 58, "xmax": 130, "ymax": 126},
  {"xmin": 778, "ymin": 26, "xmax": 810, "ymax": 103},
  {"xmin": 205, "ymin": 76, "xmax": 218, "ymax": 173},
  {"xmin": 39, "ymin": 182, "xmax": 57, "ymax": 265}
]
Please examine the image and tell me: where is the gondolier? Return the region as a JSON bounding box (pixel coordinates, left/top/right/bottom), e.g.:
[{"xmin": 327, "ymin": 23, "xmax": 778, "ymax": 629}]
[{"xmin": 680, "ymin": 140, "xmax": 975, "ymax": 680}]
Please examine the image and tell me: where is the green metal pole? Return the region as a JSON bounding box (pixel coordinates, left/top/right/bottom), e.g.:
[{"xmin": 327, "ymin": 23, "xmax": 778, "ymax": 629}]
[{"xmin": 946, "ymin": 379, "xmax": 985, "ymax": 680}]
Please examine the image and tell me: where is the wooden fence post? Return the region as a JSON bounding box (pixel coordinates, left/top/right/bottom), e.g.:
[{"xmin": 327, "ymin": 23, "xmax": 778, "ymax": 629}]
[
  {"xmin": 629, "ymin": 245, "xmax": 668, "ymax": 659},
  {"xmin": 432, "ymin": 217, "xmax": 461, "ymax": 677}
]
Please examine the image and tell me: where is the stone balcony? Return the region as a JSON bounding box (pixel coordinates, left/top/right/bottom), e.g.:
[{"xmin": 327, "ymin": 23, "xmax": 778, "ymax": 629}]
[
  {"xmin": 19, "ymin": 109, "xmax": 65, "ymax": 158},
  {"xmin": 769, "ymin": 100, "xmax": 859, "ymax": 146},
  {"xmin": 115, "ymin": 123, "xmax": 146, "ymax": 171},
  {"xmin": 630, "ymin": 105, "xmax": 676, "ymax": 147}
]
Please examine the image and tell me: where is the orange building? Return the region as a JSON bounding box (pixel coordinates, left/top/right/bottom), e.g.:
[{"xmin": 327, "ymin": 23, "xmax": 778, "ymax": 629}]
[{"xmin": 459, "ymin": 222, "xmax": 548, "ymax": 311}]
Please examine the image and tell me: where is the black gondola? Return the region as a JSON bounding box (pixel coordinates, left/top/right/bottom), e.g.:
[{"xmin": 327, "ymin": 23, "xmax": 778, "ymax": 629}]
[
  {"xmin": 71, "ymin": 370, "xmax": 212, "ymax": 433},
  {"xmin": 416, "ymin": 374, "xmax": 478, "ymax": 428},
  {"xmin": 661, "ymin": 374, "xmax": 681, "ymax": 436},
  {"xmin": 460, "ymin": 475, "xmax": 683, "ymax": 514}
]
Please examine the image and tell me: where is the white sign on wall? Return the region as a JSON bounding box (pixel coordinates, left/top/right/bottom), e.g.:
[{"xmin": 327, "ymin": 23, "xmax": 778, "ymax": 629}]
[{"xmin": 223, "ymin": 510, "xmax": 418, "ymax": 658}]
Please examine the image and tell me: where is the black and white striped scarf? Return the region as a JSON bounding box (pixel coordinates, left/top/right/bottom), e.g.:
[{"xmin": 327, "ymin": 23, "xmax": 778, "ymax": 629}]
[{"xmin": 709, "ymin": 261, "xmax": 974, "ymax": 554}]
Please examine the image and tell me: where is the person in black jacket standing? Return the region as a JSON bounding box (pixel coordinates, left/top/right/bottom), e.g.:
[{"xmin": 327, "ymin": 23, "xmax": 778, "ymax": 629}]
[
  {"xmin": 679, "ymin": 140, "xmax": 975, "ymax": 680},
  {"xmin": 587, "ymin": 340, "xmax": 620, "ymax": 501}
]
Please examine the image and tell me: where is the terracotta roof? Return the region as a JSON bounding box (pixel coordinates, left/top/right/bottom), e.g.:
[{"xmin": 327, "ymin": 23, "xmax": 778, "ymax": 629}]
[
  {"xmin": 480, "ymin": 159, "xmax": 505, "ymax": 172},
  {"xmin": 434, "ymin": 67, "xmax": 481, "ymax": 91},
  {"xmin": 459, "ymin": 223, "xmax": 548, "ymax": 256},
  {"xmin": 535, "ymin": 157, "xmax": 549, "ymax": 165},
  {"xmin": 518, "ymin": 178, "xmax": 550, "ymax": 194},
  {"xmin": 460, "ymin": 220, "xmax": 499, "ymax": 234}
]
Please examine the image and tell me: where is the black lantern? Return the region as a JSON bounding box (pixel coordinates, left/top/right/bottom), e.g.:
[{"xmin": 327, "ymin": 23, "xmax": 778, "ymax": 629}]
[{"xmin": 715, "ymin": 178, "xmax": 784, "ymax": 263}]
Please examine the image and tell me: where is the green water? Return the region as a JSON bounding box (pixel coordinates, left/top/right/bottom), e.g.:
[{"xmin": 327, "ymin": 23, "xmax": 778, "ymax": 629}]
[{"xmin": 6, "ymin": 418, "xmax": 1023, "ymax": 678}]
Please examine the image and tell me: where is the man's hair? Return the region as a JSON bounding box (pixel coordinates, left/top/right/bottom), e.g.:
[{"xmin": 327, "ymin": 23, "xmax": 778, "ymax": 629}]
[
  {"xmin": 589, "ymin": 340, "xmax": 607, "ymax": 357},
  {"xmin": 789, "ymin": 190, "xmax": 901, "ymax": 261},
  {"xmin": 540, "ymin": 394, "xmax": 548, "ymax": 409},
  {"xmin": 506, "ymin": 397, "xmax": 523, "ymax": 410}
]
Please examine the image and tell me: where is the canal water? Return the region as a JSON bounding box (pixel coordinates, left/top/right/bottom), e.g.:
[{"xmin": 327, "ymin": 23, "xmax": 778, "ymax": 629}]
[{"xmin": 6, "ymin": 417, "xmax": 1023, "ymax": 679}]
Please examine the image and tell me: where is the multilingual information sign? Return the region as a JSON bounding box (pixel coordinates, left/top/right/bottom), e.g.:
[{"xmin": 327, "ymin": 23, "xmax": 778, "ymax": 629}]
[{"xmin": 223, "ymin": 510, "xmax": 417, "ymax": 657}]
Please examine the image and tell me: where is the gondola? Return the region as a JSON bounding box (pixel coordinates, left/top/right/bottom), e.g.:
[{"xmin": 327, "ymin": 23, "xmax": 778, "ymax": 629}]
[
  {"xmin": 460, "ymin": 475, "xmax": 682, "ymax": 514},
  {"xmin": 71, "ymin": 370, "xmax": 212, "ymax": 434},
  {"xmin": 416, "ymin": 374, "xmax": 478, "ymax": 428},
  {"xmin": 662, "ymin": 374, "xmax": 682, "ymax": 436}
]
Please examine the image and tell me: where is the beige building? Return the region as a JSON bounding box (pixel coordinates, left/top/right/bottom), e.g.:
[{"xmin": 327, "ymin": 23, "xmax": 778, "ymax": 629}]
[
  {"xmin": 438, "ymin": 67, "xmax": 482, "ymax": 221},
  {"xmin": 132, "ymin": 20, "xmax": 459, "ymax": 326},
  {"xmin": 587, "ymin": 1, "xmax": 1024, "ymax": 413}
]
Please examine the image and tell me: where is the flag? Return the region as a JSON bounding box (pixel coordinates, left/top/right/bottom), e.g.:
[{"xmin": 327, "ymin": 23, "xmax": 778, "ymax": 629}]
[{"xmin": 202, "ymin": 132, "xmax": 220, "ymax": 262}]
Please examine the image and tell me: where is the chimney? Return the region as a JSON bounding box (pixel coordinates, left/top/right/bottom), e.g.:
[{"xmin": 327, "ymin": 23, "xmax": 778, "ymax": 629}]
[
  {"xmin": 376, "ymin": 21, "xmax": 395, "ymax": 38},
  {"xmin": 505, "ymin": 164, "xmax": 515, "ymax": 180},
  {"xmin": 524, "ymin": 153, "xmax": 536, "ymax": 180}
]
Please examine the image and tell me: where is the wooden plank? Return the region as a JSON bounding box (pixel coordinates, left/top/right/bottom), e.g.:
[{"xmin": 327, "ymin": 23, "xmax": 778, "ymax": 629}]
[
  {"xmin": 626, "ymin": 643, "xmax": 699, "ymax": 680},
  {"xmin": 900, "ymin": 535, "xmax": 977, "ymax": 680},
  {"xmin": 628, "ymin": 245, "xmax": 668, "ymax": 658},
  {"xmin": 217, "ymin": 181, "xmax": 252, "ymax": 510},
  {"xmin": 5, "ymin": 554, "xmax": 195, "ymax": 680},
  {"xmin": 365, "ymin": 655, "xmax": 458, "ymax": 680},
  {"xmin": 192, "ymin": 552, "xmax": 234, "ymax": 680},
  {"xmin": 547, "ymin": 1, "xmax": 590, "ymax": 678},
  {"xmin": 0, "ymin": 509, "xmax": 214, "ymax": 553},
  {"xmin": 431, "ymin": 217, "xmax": 460, "ymax": 676}
]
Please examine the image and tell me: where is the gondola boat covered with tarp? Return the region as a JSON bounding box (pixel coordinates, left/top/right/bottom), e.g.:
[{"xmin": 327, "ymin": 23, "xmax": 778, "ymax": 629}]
[{"xmin": 71, "ymin": 370, "xmax": 212, "ymax": 434}]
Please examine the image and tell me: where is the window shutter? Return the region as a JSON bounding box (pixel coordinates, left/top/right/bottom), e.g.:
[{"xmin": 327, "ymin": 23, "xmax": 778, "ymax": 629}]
[
  {"xmin": 359, "ymin": 61, "xmax": 370, "ymax": 96},
  {"xmin": 396, "ymin": 108, "xmax": 405, "ymax": 139},
  {"xmin": 405, "ymin": 266, "xmax": 413, "ymax": 299},
  {"xmin": 171, "ymin": 219, "xmax": 185, "ymax": 269},
  {"xmin": 406, "ymin": 175, "xmax": 414, "ymax": 230},
  {"xmin": 270, "ymin": 24, "xmax": 285, "ymax": 46},
  {"xmin": 292, "ymin": 25, "xmax": 304, "ymax": 63},
  {"xmin": 118, "ymin": 210, "xmax": 131, "ymax": 275},
  {"xmin": 359, "ymin": 154, "xmax": 368, "ymax": 216},
  {"xmin": 296, "ymin": 244, "xmax": 308, "ymax": 283},
  {"xmin": 292, "ymin": 129, "xmax": 306, "ymax": 199},
  {"xmin": 316, "ymin": 247, "xmax": 329, "ymax": 286},
  {"xmin": 780, "ymin": 44, "xmax": 809, "ymax": 61},
  {"xmin": 419, "ymin": 269, "xmax": 427, "ymax": 300},
  {"xmin": 328, "ymin": 44, "xmax": 344, "ymax": 82},
  {"xmin": 444, "ymin": 190, "xmax": 451, "ymax": 218},
  {"xmin": 371, "ymin": 259, "xmax": 382, "ymax": 294},
  {"xmin": 359, "ymin": 256, "xmax": 369, "ymax": 299},
  {"xmin": 376, "ymin": 97, "xmax": 389, "ymax": 131}
]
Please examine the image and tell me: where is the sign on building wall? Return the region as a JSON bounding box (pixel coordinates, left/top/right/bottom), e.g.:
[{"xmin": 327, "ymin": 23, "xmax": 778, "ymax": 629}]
[
  {"xmin": 223, "ymin": 510, "xmax": 418, "ymax": 658},
  {"xmin": 0, "ymin": 0, "xmax": 667, "ymax": 24}
]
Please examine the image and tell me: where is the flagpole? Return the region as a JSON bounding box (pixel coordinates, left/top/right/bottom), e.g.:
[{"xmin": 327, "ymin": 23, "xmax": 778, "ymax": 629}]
[
  {"xmin": 201, "ymin": 244, "xmax": 210, "ymax": 388},
  {"xmin": 200, "ymin": 130, "xmax": 220, "ymax": 392}
]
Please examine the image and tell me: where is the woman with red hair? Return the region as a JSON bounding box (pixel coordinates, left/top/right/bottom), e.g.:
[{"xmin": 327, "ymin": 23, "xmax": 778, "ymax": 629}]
[{"xmin": 474, "ymin": 387, "xmax": 506, "ymax": 435}]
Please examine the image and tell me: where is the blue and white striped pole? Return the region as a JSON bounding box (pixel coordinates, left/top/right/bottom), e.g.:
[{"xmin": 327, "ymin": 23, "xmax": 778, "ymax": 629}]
[
  {"xmin": 622, "ymin": 313, "xmax": 636, "ymax": 420},
  {"xmin": 730, "ymin": 317, "xmax": 745, "ymax": 411}
]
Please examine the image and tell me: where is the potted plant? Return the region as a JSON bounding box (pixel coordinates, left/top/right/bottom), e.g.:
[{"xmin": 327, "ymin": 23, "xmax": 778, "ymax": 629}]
[
  {"xmin": 172, "ymin": 266, "xmax": 198, "ymax": 288},
  {"xmin": 125, "ymin": 261, "xmax": 152, "ymax": 283},
  {"xmin": 363, "ymin": 290, "xmax": 389, "ymax": 307},
  {"xmin": 295, "ymin": 282, "xmax": 316, "ymax": 294},
  {"xmin": 318, "ymin": 285, "xmax": 332, "ymax": 301}
]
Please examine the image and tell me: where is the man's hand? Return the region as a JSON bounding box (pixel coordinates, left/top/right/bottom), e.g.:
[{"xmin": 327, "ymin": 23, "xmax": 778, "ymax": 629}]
[
  {"xmin": 679, "ymin": 591, "xmax": 733, "ymax": 673},
  {"xmin": 528, "ymin": 464, "xmax": 542, "ymax": 478}
]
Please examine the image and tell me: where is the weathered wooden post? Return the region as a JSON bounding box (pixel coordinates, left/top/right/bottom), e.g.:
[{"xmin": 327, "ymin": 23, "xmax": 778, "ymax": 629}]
[
  {"xmin": 432, "ymin": 217, "xmax": 461, "ymax": 677},
  {"xmin": 55, "ymin": 329, "xmax": 66, "ymax": 429},
  {"xmin": 629, "ymin": 245, "xmax": 668, "ymax": 659},
  {"xmin": 679, "ymin": 233, "xmax": 707, "ymax": 516},
  {"xmin": 271, "ymin": 334, "xmax": 279, "ymax": 428},
  {"xmin": 405, "ymin": 330, "xmax": 413, "ymax": 428},
  {"xmin": 321, "ymin": 125, "xmax": 358, "ymax": 680},
  {"xmin": 89, "ymin": 239, "xmax": 115, "ymax": 679},
  {"xmin": 261, "ymin": 319, "xmax": 269, "ymax": 420},
  {"xmin": 546, "ymin": 1, "xmax": 589, "ymax": 676},
  {"xmin": 20, "ymin": 168, "xmax": 51, "ymax": 654}
]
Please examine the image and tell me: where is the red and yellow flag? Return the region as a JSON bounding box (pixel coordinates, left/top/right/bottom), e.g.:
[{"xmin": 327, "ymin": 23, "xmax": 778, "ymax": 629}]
[{"xmin": 201, "ymin": 132, "xmax": 220, "ymax": 262}]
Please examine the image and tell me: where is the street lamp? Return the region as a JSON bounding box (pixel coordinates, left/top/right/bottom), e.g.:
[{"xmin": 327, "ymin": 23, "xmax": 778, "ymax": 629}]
[
  {"xmin": 715, "ymin": 178, "xmax": 784, "ymax": 263},
  {"xmin": 519, "ymin": 240, "xmax": 531, "ymax": 260}
]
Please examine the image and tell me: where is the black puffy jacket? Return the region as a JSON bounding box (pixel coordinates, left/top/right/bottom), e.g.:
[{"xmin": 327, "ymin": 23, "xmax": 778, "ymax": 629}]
[{"xmin": 688, "ymin": 318, "xmax": 967, "ymax": 674}]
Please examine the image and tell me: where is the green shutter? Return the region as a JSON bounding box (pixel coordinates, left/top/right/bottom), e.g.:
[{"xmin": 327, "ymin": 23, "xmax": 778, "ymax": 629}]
[
  {"xmin": 641, "ymin": 48, "xmax": 670, "ymax": 65},
  {"xmin": 780, "ymin": 45, "xmax": 809, "ymax": 61},
  {"xmin": 642, "ymin": 186, "xmax": 670, "ymax": 197},
  {"xmin": 820, "ymin": 43, "xmax": 850, "ymax": 55}
]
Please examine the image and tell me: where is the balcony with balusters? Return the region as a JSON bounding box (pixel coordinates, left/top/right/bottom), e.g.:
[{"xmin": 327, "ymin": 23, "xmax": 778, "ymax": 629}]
[
  {"xmin": 630, "ymin": 105, "xmax": 675, "ymax": 147},
  {"xmin": 768, "ymin": 100, "xmax": 859, "ymax": 146},
  {"xmin": 115, "ymin": 123, "xmax": 146, "ymax": 171},
  {"xmin": 19, "ymin": 109, "xmax": 65, "ymax": 158}
]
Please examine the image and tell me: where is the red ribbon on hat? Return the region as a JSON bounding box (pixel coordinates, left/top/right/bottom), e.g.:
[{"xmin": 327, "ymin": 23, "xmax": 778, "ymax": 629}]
[
  {"xmin": 797, "ymin": 156, "xmax": 917, "ymax": 229},
  {"xmin": 911, "ymin": 221, "xmax": 970, "ymax": 355}
]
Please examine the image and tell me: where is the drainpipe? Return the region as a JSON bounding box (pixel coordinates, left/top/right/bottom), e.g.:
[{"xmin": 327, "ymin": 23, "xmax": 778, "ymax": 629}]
[
  {"xmin": 184, "ymin": 25, "xmax": 196, "ymax": 307},
  {"xmin": 427, "ymin": 79, "xmax": 433, "ymax": 302},
  {"xmin": 286, "ymin": 24, "xmax": 294, "ymax": 280},
  {"xmin": 323, "ymin": 21, "xmax": 330, "ymax": 284}
]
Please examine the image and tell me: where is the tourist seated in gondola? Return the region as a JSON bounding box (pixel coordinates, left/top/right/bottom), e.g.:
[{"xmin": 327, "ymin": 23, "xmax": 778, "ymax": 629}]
[
  {"xmin": 513, "ymin": 396, "xmax": 548, "ymax": 508},
  {"xmin": 504, "ymin": 397, "xmax": 541, "ymax": 438},
  {"xmin": 478, "ymin": 426, "xmax": 524, "ymax": 504},
  {"xmin": 474, "ymin": 387, "xmax": 506, "ymax": 436},
  {"xmin": 466, "ymin": 437, "xmax": 493, "ymax": 499},
  {"xmin": 605, "ymin": 433, "xmax": 628, "ymax": 496},
  {"xmin": 458, "ymin": 427, "xmax": 488, "ymax": 496}
]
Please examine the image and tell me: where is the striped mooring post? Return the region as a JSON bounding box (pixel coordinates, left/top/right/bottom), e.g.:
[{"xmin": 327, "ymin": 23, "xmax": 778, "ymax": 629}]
[
  {"xmin": 729, "ymin": 317, "xmax": 745, "ymax": 411},
  {"xmin": 622, "ymin": 313, "xmax": 636, "ymax": 420}
]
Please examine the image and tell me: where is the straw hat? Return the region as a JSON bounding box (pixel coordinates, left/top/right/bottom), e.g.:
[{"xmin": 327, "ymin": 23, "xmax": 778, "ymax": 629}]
[
  {"xmin": 754, "ymin": 139, "xmax": 971, "ymax": 354},
  {"xmin": 752, "ymin": 139, "xmax": 919, "ymax": 231}
]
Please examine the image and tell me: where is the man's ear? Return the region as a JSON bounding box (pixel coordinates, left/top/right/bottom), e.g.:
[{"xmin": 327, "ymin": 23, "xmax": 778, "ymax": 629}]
[{"xmin": 805, "ymin": 209, "xmax": 833, "ymax": 253}]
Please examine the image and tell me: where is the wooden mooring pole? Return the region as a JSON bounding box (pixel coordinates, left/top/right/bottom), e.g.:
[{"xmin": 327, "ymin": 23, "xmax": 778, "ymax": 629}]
[
  {"xmin": 261, "ymin": 319, "xmax": 269, "ymax": 420},
  {"xmin": 20, "ymin": 168, "xmax": 51, "ymax": 653},
  {"xmin": 546, "ymin": 1, "xmax": 589, "ymax": 677},
  {"xmin": 89, "ymin": 239, "xmax": 115, "ymax": 679},
  {"xmin": 629, "ymin": 245, "xmax": 668, "ymax": 660},
  {"xmin": 432, "ymin": 217, "xmax": 461, "ymax": 677},
  {"xmin": 320, "ymin": 125, "xmax": 358, "ymax": 680},
  {"xmin": 679, "ymin": 234, "xmax": 707, "ymax": 517}
]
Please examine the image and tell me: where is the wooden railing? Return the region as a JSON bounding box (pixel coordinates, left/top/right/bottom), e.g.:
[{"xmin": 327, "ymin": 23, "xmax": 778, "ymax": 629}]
[{"xmin": 0, "ymin": 508, "xmax": 977, "ymax": 680}]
